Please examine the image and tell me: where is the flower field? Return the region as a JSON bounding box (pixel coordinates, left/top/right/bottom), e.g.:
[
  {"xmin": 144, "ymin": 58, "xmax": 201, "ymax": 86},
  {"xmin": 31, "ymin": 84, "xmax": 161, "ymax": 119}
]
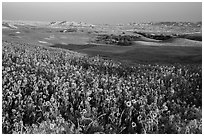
[{"xmin": 2, "ymin": 41, "xmax": 202, "ymax": 134}]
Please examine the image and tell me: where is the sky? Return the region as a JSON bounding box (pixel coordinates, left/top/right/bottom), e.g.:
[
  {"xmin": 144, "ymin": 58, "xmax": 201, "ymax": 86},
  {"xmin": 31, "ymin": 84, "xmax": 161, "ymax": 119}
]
[{"xmin": 2, "ymin": 2, "xmax": 202, "ymax": 24}]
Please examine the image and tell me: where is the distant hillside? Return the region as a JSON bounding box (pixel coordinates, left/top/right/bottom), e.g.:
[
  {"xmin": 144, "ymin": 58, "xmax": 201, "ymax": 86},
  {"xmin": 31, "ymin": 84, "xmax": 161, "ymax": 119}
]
[
  {"xmin": 49, "ymin": 21, "xmax": 95, "ymax": 28},
  {"xmin": 2, "ymin": 22, "xmax": 18, "ymax": 29},
  {"xmin": 153, "ymin": 22, "xmax": 202, "ymax": 27}
]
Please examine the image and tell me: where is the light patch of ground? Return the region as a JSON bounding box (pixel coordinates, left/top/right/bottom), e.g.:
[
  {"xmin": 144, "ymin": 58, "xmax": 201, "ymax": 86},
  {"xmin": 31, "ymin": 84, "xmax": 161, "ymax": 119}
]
[
  {"xmin": 134, "ymin": 41, "xmax": 164, "ymax": 46},
  {"xmin": 164, "ymin": 38, "xmax": 202, "ymax": 46},
  {"xmin": 2, "ymin": 26, "xmax": 9, "ymax": 29},
  {"xmin": 60, "ymin": 42, "xmax": 67, "ymax": 45},
  {"xmin": 134, "ymin": 38, "xmax": 202, "ymax": 47},
  {"xmin": 136, "ymin": 36, "xmax": 162, "ymax": 42},
  {"xmin": 38, "ymin": 41, "xmax": 48, "ymax": 44},
  {"xmin": 38, "ymin": 41, "xmax": 52, "ymax": 45}
]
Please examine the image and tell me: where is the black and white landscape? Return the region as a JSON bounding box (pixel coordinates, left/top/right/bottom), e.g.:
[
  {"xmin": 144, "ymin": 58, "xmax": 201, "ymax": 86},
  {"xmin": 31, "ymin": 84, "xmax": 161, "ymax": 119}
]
[{"xmin": 2, "ymin": 2, "xmax": 202, "ymax": 134}]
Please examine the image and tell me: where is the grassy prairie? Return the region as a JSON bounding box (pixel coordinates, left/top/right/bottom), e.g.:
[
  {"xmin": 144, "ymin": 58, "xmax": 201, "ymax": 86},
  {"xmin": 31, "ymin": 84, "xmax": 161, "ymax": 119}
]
[{"xmin": 51, "ymin": 43, "xmax": 202, "ymax": 65}]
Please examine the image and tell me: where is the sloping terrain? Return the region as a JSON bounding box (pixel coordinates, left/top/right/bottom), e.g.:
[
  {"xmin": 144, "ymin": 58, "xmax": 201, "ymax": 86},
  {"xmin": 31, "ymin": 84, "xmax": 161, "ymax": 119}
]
[
  {"xmin": 2, "ymin": 40, "xmax": 202, "ymax": 134},
  {"xmin": 2, "ymin": 20, "xmax": 202, "ymax": 65},
  {"xmin": 2, "ymin": 21, "xmax": 202, "ymax": 134},
  {"xmin": 134, "ymin": 38, "xmax": 202, "ymax": 47},
  {"xmin": 162, "ymin": 38, "xmax": 202, "ymax": 46}
]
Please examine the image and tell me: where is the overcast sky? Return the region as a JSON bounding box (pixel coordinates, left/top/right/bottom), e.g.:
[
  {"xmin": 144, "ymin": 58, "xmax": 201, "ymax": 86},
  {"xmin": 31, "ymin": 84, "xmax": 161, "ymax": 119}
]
[{"xmin": 2, "ymin": 2, "xmax": 202, "ymax": 24}]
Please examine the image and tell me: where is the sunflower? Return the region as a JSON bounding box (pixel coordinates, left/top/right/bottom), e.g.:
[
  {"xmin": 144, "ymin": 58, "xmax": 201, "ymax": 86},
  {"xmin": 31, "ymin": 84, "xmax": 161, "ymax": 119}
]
[
  {"xmin": 126, "ymin": 101, "xmax": 132, "ymax": 107},
  {"xmin": 132, "ymin": 122, "xmax": 137, "ymax": 128},
  {"xmin": 137, "ymin": 115, "xmax": 142, "ymax": 121},
  {"xmin": 50, "ymin": 123, "xmax": 55, "ymax": 130},
  {"xmin": 87, "ymin": 97, "xmax": 92, "ymax": 101},
  {"xmin": 152, "ymin": 112, "xmax": 157, "ymax": 118}
]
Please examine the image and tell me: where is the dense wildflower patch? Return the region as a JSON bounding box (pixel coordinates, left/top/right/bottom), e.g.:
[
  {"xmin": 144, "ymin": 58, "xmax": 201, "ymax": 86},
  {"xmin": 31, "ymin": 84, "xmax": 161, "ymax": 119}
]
[{"xmin": 2, "ymin": 41, "xmax": 202, "ymax": 134}]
